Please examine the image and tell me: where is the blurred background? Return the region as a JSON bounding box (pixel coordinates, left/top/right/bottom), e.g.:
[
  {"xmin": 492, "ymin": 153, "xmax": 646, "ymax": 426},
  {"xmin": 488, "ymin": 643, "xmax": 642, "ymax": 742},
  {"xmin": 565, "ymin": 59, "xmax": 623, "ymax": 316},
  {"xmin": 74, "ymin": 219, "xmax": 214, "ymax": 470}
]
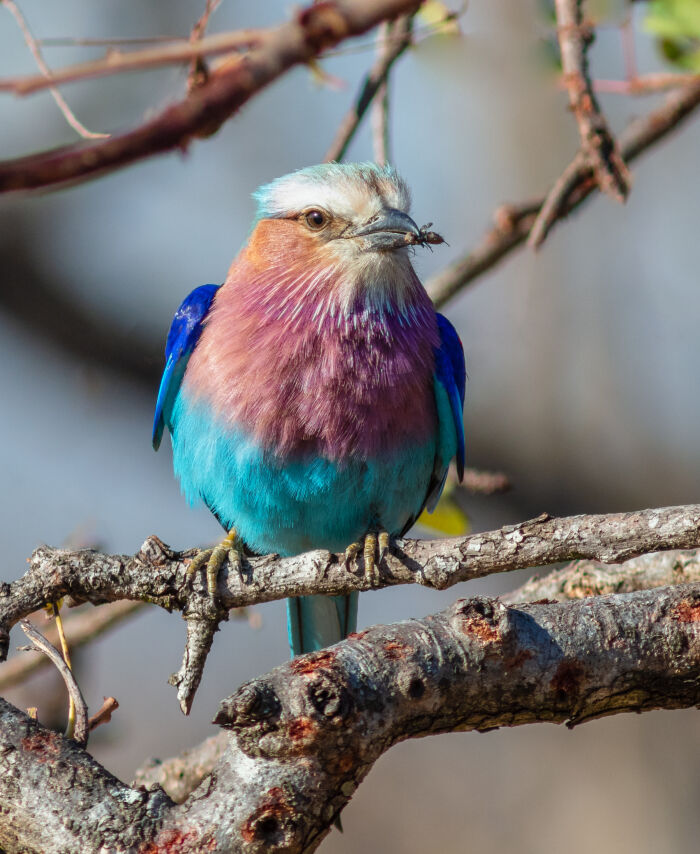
[{"xmin": 1, "ymin": 1, "xmax": 699, "ymax": 852}]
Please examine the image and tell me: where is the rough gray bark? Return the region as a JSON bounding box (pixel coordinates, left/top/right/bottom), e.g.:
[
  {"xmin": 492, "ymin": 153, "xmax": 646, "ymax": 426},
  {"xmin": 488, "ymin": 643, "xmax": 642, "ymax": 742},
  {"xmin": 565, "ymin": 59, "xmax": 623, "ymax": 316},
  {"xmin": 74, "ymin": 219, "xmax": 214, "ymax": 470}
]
[
  {"xmin": 504, "ymin": 549, "xmax": 700, "ymax": 604},
  {"xmin": 0, "ymin": 584, "xmax": 698, "ymax": 853},
  {"xmin": 3, "ymin": 503, "xmax": 700, "ymax": 713}
]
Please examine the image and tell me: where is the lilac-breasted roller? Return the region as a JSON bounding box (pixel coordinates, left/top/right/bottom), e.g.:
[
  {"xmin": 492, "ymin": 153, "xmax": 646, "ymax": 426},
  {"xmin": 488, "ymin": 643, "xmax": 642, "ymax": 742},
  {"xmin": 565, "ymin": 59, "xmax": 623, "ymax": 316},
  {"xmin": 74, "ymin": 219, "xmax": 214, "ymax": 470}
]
[{"xmin": 153, "ymin": 163, "xmax": 465, "ymax": 658}]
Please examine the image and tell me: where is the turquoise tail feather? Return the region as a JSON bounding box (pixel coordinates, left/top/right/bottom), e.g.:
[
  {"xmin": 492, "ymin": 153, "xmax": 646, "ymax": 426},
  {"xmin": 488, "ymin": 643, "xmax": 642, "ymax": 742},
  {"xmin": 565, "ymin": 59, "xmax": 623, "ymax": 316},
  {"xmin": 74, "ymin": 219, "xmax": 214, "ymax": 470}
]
[{"xmin": 286, "ymin": 593, "xmax": 359, "ymax": 657}]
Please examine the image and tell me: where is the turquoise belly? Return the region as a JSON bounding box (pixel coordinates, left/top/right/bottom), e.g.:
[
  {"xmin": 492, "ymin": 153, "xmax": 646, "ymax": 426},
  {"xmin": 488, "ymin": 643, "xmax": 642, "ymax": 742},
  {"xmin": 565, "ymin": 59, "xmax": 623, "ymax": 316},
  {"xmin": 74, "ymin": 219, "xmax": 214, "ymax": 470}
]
[{"xmin": 170, "ymin": 394, "xmax": 435, "ymax": 556}]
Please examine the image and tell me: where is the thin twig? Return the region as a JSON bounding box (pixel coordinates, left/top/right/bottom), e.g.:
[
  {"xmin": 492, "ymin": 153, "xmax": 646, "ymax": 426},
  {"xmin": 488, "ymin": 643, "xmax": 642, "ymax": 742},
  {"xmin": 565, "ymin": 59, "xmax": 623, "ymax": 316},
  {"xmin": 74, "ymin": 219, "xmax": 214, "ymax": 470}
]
[
  {"xmin": 0, "ymin": 0, "xmax": 423, "ymax": 193},
  {"xmin": 554, "ymin": 0, "xmax": 630, "ymax": 201},
  {"xmin": 324, "ymin": 13, "xmax": 413, "ymax": 162},
  {"xmin": 49, "ymin": 602, "xmax": 75, "ymax": 739},
  {"xmin": 371, "ymin": 21, "xmax": 393, "ymax": 165},
  {"xmin": 1, "ymin": 0, "xmax": 109, "ymax": 139},
  {"xmin": 19, "ymin": 619, "xmax": 88, "ymax": 746},
  {"xmin": 426, "ymin": 79, "xmax": 700, "ymax": 304},
  {"xmin": 527, "ymin": 152, "xmax": 586, "ymax": 249},
  {"xmin": 187, "ymin": 0, "xmax": 222, "ymax": 93},
  {"xmin": 593, "ymin": 72, "xmax": 700, "ymax": 96},
  {"xmin": 461, "ymin": 467, "xmax": 511, "ymax": 495},
  {"xmin": 87, "ymin": 696, "xmax": 119, "ymax": 731},
  {"xmin": 0, "ymin": 28, "xmax": 261, "ymax": 95}
]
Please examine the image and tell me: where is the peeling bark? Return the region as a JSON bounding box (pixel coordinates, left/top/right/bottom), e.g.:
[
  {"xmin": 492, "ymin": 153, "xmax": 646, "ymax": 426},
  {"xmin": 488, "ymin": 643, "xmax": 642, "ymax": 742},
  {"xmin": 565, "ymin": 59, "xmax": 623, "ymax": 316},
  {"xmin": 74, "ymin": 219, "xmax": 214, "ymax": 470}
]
[{"xmin": 0, "ymin": 584, "xmax": 698, "ymax": 853}]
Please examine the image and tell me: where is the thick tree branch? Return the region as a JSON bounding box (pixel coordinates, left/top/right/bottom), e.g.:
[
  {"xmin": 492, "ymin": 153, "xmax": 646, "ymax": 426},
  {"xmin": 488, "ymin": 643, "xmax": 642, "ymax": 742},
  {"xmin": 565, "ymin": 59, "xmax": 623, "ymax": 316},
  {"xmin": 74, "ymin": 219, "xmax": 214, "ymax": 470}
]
[
  {"xmin": 1, "ymin": 584, "xmax": 698, "ymax": 853},
  {"xmin": 0, "ymin": 0, "xmax": 421, "ymax": 193},
  {"xmin": 2, "ymin": 503, "xmax": 700, "ymax": 714},
  {"xmin": 132, "ymin": 545, "xmax": 700, "ymax": 805}
]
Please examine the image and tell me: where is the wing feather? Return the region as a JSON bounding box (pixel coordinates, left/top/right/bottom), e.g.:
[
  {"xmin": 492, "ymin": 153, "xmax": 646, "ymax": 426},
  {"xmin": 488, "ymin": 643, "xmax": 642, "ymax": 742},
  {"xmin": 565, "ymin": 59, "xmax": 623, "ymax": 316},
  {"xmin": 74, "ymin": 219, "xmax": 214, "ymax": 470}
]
[{"xmin": 152, "ymin": 284, "xmax": 219, "ymax": 450}]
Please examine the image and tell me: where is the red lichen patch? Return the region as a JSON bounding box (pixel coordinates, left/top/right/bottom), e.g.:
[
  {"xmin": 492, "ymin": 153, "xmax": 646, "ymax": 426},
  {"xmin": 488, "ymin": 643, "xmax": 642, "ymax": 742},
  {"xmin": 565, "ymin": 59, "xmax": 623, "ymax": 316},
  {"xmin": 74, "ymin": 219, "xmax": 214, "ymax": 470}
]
[
  {"xmin": 383, "ymin": 640, "xmax": 411, "ymax": 660},
  {"xmin": 460, "ymin": 616, "xmax": 500, "ymax": 643},
  {"xmin": 504, "ymin": 649, "xmax": 534, "ymax": 669},
  {"xmin": 241, "ymin": 787, "xmax": 295, "ymax": 844},
  {"xmin": 287, "ymin": 716, "xmax": 318, "ymax": 742},
  {"xmin": 20, "ymin": 730, "xmax": 61, "ymax": 764},
  {"xmin": 289, "ymin": 649, "xmax": 336, "ymax": 676},
  {"xmin": 551, "ymin": 660, "xmax": 585, "ymax": 697},
  {"xmin": 674, "ymin": 600, "xmax": 700, "ymax": 623},
  {"xmin": 139, "ymin": 828, "xmax": 210, "ymax": 853},
  {"xmin": 347, "ymin": 630, "xmax": 368, "ymax": 641}
]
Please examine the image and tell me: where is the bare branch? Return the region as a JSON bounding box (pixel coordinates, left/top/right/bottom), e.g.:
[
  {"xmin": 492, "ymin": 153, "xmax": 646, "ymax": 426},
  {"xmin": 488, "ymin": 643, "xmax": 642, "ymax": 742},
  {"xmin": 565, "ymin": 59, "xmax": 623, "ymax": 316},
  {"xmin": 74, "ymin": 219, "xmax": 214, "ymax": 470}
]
[
  {"xmin": 2, "ymin": 504, "xmax": 700, "ymax": 713},
  {"xmin": 461, "ymin": 467, "xmax": 511, "ymax": 495},
  {"xmin": 553, "ymin": 0, "xmax": 630, "ymax": 202},
  {"xmin": 324, "ymin": 13, "xmax": 413, "ymax": 162},
  {"xmin": 87, "ymin": 696, "xmax": 119, "ymax": 732},
  {"xmin": 18, "ymin": 620, "xmax": 88, "ymax": 747},
  {"xmin": 593, "ymin": 72, "xmax": 700, "ymax": 96},
  {"xmin": 1, "ymin": 0, "xmax": 109, "ymax": 139},
  {"xmin": 129, "ymin": 546, "xmax": 700, "ymax": 806},
  {"xmin": 504, "ymin": 549, "xmax": 700, "ymax": 605},
  {"xmin": 0, "ymin": 0, "xmax": 422, "ymax": 194},
  {"xmin": 1, "ymin": 583, "xmax": 698, "ymax": 852},
  {"xmin": 0, "ymin": 30, "xmax": 259, "ymax": 94},
  {"xmin": 427, "ymin": 79, "xmax": 700, "ymax": 305}
]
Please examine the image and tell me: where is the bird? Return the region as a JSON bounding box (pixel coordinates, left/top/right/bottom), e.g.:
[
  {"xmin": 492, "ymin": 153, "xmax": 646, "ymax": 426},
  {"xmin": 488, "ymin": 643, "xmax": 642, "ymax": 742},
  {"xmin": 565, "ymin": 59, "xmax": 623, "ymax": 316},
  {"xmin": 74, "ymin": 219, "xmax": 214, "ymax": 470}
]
[{"xmin": 152, "ymin": 162, "xmax": 465, "ymax": 658}]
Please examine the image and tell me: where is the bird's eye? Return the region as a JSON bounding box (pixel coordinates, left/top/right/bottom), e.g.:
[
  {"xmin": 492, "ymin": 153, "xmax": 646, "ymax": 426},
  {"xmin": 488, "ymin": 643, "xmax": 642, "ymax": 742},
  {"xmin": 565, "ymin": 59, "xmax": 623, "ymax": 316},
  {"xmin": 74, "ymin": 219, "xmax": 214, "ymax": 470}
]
[{"xmin": 303, "ymin": 209, "xmax": 329, "ymax": 231}]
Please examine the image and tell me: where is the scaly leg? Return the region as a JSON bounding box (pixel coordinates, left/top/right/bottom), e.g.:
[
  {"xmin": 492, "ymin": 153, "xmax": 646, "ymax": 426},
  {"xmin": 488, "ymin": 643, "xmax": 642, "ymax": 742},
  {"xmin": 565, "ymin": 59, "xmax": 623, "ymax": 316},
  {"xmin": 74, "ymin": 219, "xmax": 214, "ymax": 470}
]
[
  {"xmin": 345, "ymin": 529, "xmax": 391, "ymax": 588},
  {"xmin": 187, "ymin": 527, "xmax": 244, "ymax": 601}
]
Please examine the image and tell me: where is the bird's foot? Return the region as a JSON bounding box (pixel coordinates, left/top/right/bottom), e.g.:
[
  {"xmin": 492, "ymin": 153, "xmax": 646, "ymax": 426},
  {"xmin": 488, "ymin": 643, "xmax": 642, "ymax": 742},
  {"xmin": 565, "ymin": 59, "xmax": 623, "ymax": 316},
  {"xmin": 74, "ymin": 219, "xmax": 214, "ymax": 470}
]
[
  {"xmin": 187, "ymin": 527, "xmax": 244, "ymax": 603},
  {"xmin": 345, "ymin": 530, "xmax": 391, "ymax": 588}
]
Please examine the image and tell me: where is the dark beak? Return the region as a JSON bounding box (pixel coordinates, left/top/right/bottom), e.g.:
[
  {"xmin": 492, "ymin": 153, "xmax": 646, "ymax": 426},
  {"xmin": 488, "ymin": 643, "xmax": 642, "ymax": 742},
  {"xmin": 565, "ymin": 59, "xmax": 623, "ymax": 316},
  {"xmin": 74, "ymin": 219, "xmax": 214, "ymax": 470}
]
[{"xmin": 351, "ymin": 208, "xmax": 422, "ymax": 250}]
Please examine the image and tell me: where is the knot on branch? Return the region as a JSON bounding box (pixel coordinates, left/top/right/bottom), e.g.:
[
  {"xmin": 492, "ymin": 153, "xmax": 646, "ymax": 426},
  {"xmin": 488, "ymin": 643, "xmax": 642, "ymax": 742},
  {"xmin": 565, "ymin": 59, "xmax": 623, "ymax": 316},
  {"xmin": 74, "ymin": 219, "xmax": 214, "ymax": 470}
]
[
  {"xmin": 298, "ymin": 3, "xmax": 350, "ymax": 52},
  {"xmin": 449, "ymin": 597, "xmax": 510, "ymax": 647},
  {"xmin": 214, "ymin": 681, "xmax": 282, "ymax": 732},
  {"xmin": 241, "ymin": 786, "xmax": 301, "ymax": 853}
]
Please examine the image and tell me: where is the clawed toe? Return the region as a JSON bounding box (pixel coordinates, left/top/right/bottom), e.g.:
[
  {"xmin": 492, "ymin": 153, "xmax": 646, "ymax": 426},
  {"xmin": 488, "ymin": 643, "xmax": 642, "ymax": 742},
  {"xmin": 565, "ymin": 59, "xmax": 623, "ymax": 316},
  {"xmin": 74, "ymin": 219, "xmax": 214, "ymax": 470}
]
[
  {"xmin": 345, "ymin": 530, "xmax": 391, "ymax": 588},
  {"xmin": 187, "ymin": 527, "xmax": 245, "ymax": 602}
]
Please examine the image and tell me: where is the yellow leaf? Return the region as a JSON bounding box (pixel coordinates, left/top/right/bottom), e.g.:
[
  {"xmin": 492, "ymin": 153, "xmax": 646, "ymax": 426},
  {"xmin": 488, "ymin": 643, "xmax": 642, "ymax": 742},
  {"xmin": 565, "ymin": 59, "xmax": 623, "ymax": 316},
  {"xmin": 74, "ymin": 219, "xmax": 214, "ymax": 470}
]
[
  {"xmin": 417, "ymin": 1, "xmax": 462, "ymax": 37},
  {"xmin": 418, "ymin": 494, "xmax": 470, "ymax": 537}
]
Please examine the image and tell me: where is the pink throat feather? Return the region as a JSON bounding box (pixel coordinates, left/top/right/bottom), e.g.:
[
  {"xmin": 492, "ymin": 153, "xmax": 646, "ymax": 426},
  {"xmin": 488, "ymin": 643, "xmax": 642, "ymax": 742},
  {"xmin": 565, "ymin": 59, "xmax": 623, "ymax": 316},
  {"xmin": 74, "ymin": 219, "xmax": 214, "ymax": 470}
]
[{"xmin": 183, "ymin": 247, "xmax": 440, "ymax": 460}]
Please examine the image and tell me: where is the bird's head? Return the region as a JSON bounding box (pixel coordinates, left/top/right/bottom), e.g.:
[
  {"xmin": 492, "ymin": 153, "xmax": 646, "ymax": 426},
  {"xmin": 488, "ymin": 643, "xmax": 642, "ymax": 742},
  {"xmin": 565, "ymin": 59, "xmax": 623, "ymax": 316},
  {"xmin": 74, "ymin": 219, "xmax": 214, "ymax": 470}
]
[{"xmin": 242, "ymin": 163, "xmax": 438, "ymax": 312}]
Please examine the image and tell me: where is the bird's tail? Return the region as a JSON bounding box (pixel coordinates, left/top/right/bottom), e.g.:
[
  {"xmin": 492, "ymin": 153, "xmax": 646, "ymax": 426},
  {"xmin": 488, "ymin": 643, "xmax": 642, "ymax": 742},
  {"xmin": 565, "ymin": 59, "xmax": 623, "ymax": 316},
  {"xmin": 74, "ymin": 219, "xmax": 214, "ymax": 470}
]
[{"xmin": 286, "ymin": 593, "xmax": 359, "ymax": 657}]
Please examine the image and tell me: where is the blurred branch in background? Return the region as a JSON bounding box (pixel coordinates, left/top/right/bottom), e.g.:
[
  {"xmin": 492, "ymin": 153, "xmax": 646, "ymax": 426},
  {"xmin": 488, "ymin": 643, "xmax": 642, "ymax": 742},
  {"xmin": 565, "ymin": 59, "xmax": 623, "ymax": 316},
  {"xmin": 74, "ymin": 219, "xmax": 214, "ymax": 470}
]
[
  {"xmin": 0, "ymin": 215, "xmax": 162, "ymax": 384},
  {"xmin": 0, "ymin": 0, "xmax": 423, "ymax": 193},
  {"xmin": 325, "ymin": 14, "xmax": 414, "ymax": 162},
  {"xmin": 0, "ymin": 601, "xmax": 144, "ymax": 692},
  {"xmin": 428, "ymin": 77, "xmax": 700, "ymax": 303},
  {"xmin": 552, "ymin": 0, "xmax": 630, "ymax": 204},
  {"xmin": 0, "ymin": 0, "xmax": 109, "ymax": 139}
]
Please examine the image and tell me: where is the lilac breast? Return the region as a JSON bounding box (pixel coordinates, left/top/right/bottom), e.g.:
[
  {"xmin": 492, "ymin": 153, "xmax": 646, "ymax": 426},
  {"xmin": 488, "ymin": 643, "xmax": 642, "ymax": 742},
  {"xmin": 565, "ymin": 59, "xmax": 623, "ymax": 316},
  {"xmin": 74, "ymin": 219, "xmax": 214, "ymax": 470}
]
[{"xmin": 183, "ymin": 256, "xmax": 440, "ymax": 461}]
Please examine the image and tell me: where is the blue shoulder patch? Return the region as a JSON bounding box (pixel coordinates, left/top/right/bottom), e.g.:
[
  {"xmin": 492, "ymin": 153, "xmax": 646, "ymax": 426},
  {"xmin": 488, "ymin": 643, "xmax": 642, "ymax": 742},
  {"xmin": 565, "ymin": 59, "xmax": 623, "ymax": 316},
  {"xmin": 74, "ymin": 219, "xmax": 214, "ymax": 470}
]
[
  {"xmin": 434, "ymin": 313, "xmax": 466, "ymax": 480},
  {"xmin": 152, "ymin": 284, "xmax": 219, "ymax": 451}
]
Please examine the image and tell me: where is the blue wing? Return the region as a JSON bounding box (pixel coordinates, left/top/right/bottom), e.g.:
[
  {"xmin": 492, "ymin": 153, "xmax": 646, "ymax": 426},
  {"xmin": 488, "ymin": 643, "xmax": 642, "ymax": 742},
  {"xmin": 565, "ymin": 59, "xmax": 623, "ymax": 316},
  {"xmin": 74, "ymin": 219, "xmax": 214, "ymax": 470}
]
[
  {"xmin": 425, "ymin": 313, "xmax": 466, "ymax": 512},
  {"xmin": 152, "ymin": 284, "xmax": 220, "ymax": 451}
]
